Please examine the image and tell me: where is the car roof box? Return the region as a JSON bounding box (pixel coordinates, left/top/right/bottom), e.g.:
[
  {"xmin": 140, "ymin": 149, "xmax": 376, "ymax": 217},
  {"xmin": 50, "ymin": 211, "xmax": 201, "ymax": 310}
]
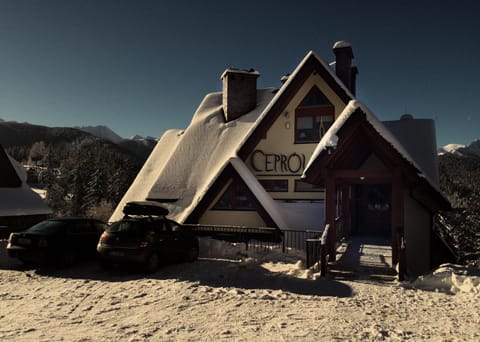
[{"xmin": 123, "ymin": 201, "xmax": 169, "ymax": 216}]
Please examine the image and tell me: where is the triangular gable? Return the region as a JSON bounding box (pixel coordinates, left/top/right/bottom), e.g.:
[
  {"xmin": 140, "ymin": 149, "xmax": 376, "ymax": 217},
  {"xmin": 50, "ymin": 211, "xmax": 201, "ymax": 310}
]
[
  {"xmin": 0, "ymin": 145, "xmax": 21, "ymax": 188},
  {"xmin": 238, "ymin": 51, "xmax": 354, "ymax": 160},
  {"xmin": 302, "ymin": 100, "xmax": 450, "ymax": 210},
  {"xmin": 186, "ymin": 158, "xmax": 288, "ymax": 229}
]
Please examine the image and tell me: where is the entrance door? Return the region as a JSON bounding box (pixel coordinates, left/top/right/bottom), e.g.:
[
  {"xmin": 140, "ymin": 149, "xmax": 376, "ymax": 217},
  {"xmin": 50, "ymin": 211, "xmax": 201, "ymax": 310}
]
[{"xmin": 354, "ymin": 184, "xmax": 391, "ymax": 236}]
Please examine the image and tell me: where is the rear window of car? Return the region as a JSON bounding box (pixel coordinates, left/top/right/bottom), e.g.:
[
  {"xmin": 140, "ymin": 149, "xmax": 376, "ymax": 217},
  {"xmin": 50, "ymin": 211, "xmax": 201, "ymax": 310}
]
[
  {"xmin": 26, "ymin": 220, "xmax": 65, "ymax": 234},
  {"xmin": 107, "ymin": 221, "xmax": 148, "ymax": 234}
]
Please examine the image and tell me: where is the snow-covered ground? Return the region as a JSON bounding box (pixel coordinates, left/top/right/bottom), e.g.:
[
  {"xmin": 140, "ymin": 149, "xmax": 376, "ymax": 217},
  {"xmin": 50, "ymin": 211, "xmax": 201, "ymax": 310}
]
[{"xmin": 0, "ymin": 238, "xmax": 479, "ymax": 341}]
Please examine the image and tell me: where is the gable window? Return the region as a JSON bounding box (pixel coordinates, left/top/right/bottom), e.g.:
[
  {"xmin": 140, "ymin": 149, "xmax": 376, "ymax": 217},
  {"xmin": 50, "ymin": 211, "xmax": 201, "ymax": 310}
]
[
  {"xmin": 212, "ymin": 179, "xmax": 256, "ymax": 210},
  {"xmin": 259, "ymin": 179, "xmax": 288, "ymax": 192},
  {"xmin": 295, "ymin": 86, "xmax": 334, "ymax": 144}
]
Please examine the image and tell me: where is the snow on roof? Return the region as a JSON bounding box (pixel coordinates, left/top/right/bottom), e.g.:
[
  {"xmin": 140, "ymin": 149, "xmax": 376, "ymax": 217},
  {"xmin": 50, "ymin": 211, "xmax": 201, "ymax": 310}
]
[
  {"xmin": 0, "ymin": 155, "xmax": 52, "ymax": 217},
  {"xmin": 220, "ymin": 68, "xmax": 260, "ymax": 79},
  {"xmin": 333, "ymin": 40, "xmax": 352, "ymax": 49},
  {"xmin": 229, "ymin": 157, "xmax": 288, "ymax": 228},
  {"xmin": 111, "ymin": 50, "xmax": 356, "ymax": 224},
  {"xmin": 110, "ymin": 89, "xmax": 277, "ymax": 223},
  {"xmin": 110, "ymin": 129, "xmax": 184, "ymax": 222},
  {"xmin": 303, "ymin": 100, "xmax": 441, "ymax": 193}
]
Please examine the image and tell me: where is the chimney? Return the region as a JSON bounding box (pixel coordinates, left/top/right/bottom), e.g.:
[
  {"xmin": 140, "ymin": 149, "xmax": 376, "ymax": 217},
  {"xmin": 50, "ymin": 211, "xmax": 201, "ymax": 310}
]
[
  {"xmin": 221, "ymin": 68, "xmax": 259, "ymax": 121},
  {"xmin": 333, "ymin": 41, "xmax": 358, "ymax": 95}
]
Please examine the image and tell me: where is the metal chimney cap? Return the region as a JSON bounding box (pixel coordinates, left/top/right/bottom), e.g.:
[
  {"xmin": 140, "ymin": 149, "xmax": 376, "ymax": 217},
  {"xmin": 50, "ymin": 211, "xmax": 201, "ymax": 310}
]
[{"xmin": 333, "ymin": 41, "xmax": 352, "ymax": 49}]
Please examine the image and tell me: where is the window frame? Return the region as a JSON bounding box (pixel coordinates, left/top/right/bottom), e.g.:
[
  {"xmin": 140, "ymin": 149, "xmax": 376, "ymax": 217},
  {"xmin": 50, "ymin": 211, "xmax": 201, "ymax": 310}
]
[
  {"xmin": 212, "ymin": 179, "xmax": 257, "ymax": 211},
  {"xmin": 258, "ymin": 179, "xmax": 289, "ymax": 192},
  {"xmin": 294, "ymin": 179, "xmax": 324, "ymax": 192},
  {"xmin": 294, "ymin": 86, "xmax": 334, "ymax": 144}
]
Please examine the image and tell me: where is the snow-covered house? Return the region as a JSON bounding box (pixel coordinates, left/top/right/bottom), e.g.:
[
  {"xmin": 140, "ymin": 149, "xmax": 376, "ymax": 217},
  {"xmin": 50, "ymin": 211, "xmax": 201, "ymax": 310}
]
[
  {"xmin": 111, "ymin": 41, "xmax": 449, "ymax": 276},
  {"xmin": 0, "ymin": 145, "xmax": 52, "ymax": 234}
]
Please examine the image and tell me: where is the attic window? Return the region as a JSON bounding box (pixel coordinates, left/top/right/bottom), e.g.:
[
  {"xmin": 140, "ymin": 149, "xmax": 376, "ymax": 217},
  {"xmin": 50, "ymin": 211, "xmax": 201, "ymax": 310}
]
[
  {"xmin": 212, "ymin": 179, "xmax": 256, "ymax": 211},
  {"xmin": 295, "ymin": 86, "xmax": 334, "ymax": 144}
]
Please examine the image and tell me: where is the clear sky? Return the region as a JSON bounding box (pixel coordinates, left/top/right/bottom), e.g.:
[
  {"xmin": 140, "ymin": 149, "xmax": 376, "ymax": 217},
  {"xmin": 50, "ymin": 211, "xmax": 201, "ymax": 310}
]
[{"xmin": 0, "ymin": 0, "xmax": 478, "ymax": 147}]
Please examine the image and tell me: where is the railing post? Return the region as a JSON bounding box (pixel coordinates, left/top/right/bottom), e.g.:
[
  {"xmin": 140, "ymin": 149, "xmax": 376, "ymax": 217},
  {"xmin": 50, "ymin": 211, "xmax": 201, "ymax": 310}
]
[
  {"xmin": 398, "ymin": 232, "xmax": 406, "ymax": 281},
  {"xmin": 395, "ymin": 227, "xmax": 406, "ymax": 281},
  {"xmin": 319, "ymin": 224, "xmax": 330, "ymax": 277}
]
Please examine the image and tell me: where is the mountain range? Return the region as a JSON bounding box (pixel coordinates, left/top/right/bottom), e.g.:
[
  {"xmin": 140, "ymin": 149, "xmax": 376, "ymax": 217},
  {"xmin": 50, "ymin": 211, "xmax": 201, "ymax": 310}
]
[
  {"xmin": 0, "ymin": 121, "xmax": 157, "ymax": 161},
  {"xmin": 438, "ymin": 140, "xmax": 480, "ymax": 159}
]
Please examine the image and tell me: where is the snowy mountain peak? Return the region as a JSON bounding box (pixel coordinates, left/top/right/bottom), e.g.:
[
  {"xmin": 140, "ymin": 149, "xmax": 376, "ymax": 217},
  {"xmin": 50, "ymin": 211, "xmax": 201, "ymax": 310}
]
[
  {"xmin": 129, "ymin": 134, "xmax": 156, "ymax": 141},
  {"xmin": 438, "ymin": 143, "xmax": 466, "ymax": 156},
  {"xmin": 439, "ymin": 139, "xmax": 480, "ymax": 158},
  {"xmin": 77, "ymin": 125, "xmax": 123, "ymax": 143}
]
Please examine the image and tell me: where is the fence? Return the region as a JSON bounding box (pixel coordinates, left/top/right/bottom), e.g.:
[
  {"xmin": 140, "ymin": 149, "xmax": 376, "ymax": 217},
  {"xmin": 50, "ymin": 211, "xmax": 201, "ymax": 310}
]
[{"xmin": 246, "ymin": 229, "xmax": 323, "ymax": 253}]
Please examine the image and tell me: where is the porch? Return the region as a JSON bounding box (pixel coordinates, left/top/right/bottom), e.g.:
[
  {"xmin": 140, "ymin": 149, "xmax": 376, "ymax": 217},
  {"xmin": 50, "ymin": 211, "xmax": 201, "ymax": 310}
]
[{"xmin": 329, "ymin": 234, "xmax": 397, "ymax": 281}]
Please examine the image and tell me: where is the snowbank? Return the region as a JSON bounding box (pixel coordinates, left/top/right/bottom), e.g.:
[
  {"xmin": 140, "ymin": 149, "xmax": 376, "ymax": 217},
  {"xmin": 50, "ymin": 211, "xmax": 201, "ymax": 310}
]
[
  {"xmin": 406, "ymin": 263, "xmax": 480, "ymax": 294},
  {"xmin": 1, "ymin": 240, "xmax": 480, "ymax": 341}
]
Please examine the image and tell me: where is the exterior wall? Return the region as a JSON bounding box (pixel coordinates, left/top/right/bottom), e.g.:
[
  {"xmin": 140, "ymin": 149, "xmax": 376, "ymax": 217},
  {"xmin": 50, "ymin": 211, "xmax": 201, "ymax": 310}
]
[
  {"xmin": 277, "ymin": 200, "xmax": 324, "ymax": 230},
  {"xmin": 199, "ymin": 210, "xmax": 266, "ymax": 227},
  {"xmin": 246, "ymin": 73, "xmax": 346, "ymax": 201},
  {"xmin": 404, "ymin": 190, "xmax": 432, "ymax": 276}
]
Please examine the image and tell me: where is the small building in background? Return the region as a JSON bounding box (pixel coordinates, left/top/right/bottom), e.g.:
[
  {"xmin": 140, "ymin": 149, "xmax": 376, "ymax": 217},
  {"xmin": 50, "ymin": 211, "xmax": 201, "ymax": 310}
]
[{"xmin": 0, "ymin": 145, "xmax": 52, "ymax": 236}]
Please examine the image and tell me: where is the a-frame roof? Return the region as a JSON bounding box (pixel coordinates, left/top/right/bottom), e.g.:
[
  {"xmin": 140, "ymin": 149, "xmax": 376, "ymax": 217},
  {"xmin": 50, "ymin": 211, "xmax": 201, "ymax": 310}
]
[
  {"xmin": 302, "ymin": 100, "xmax": 450, "ymax": 211},
  {"xmin": 110, "ymin": 51, "xmax": 356, "ymax": 224}
]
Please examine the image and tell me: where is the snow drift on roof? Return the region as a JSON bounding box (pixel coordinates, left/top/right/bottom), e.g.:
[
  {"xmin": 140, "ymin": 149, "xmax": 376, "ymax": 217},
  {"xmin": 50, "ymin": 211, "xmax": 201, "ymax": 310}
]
[
  {"xmin": 110, "ymin": 89, "xmax": 277, "ymax": 223},
  {"xmin": 110, "ymin": 128, "xmax": 184, "ymax": 222}
]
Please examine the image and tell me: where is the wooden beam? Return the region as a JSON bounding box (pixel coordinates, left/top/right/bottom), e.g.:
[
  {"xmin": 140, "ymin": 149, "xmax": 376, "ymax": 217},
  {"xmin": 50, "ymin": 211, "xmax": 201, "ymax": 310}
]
[
  {"xmin": 331, "ymin": 169, "xmax": 392, "ymax": 182},
  {"xmin": 325, "ymin": 175, "xmax": 336, "ymax": 261},
  {"xmin": 391, "ymin": 169, "xmax": 404, "ymax": 266}
]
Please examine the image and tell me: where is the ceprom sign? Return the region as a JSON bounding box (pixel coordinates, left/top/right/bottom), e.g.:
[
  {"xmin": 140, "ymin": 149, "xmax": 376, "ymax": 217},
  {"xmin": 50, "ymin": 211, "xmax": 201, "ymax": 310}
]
[{"xmin": 250, "ymin": 149, "xmax": 306, "ymax": 174}]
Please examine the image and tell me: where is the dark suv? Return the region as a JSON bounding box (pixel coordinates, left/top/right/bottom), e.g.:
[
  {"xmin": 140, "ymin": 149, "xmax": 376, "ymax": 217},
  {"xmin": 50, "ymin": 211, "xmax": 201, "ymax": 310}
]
[{"xmin": 97, "ymin": 202, "xmax": 199, "ymax": 273}]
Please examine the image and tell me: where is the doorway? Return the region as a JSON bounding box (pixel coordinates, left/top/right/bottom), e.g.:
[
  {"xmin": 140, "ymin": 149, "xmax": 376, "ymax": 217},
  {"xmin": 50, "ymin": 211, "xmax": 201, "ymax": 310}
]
[{"xmin": 353, "ymin": 184, "xmax": 391, "ymax": 236}]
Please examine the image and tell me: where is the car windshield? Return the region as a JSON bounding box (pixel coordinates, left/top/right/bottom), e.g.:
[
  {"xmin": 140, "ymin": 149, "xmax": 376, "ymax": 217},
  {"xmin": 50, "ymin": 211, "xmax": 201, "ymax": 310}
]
[
  {"xmin": 26, "ymin": 220, "xmax": 65, "ymax": 234},
  {"xmin": 107, "ymin": 221, "xmax": 149, "ymax": 234}
]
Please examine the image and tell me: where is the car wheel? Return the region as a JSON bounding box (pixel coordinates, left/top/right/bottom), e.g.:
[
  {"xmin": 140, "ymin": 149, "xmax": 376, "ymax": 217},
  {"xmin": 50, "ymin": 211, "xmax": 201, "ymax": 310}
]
[
  {"xmin": 144, "ymin": 253, "xmax": 160, "ymax": 273},
  {"xmin": 185, "ymin": 246, "xmax": 199, "ymax": 262}
]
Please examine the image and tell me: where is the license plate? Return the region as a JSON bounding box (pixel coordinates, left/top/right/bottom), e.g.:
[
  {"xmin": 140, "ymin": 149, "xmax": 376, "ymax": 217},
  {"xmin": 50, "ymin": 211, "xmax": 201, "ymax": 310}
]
[
  {"xmin": 109, "ymin": 251, "xmax": 124, "ymax": 257},
  {"xmin": 18, "ymin": 238, "xmax": 31, "ymax": 245}
]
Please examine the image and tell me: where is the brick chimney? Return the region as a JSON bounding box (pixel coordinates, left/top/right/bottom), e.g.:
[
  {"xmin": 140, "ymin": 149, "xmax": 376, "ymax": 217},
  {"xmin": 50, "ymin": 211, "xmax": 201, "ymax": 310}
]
[
  {"xmin": 221, "ymin": 68, "xmax": 259, "ymax": 121},
  {"xmin": 333, "ymin": 41, "xmax": 358, "ymax": 95}
]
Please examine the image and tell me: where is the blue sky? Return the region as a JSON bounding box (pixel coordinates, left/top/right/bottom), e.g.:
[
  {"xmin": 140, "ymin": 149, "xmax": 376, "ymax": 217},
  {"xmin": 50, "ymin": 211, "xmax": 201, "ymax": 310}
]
[{"xmin": 0, "ymin": 0, "xmax": 478, "ymax": 146}]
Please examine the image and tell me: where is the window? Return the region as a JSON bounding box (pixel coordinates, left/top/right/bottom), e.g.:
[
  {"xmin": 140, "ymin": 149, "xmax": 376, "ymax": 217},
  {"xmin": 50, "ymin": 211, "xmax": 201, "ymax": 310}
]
[
  {"xmin": 295, "ymin": 86, "xmax": 334, "ymax": 143},
  {"xmin": 212, "ymin": 180, "xmax": 256, "ymax": 210},
  {"xmin": 259, "ymin": 179, "xmax": 288, "ymax": 192},
  {"xmin": 295, "ymin": 180, "xmax": 324, "ymax": 192}
]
